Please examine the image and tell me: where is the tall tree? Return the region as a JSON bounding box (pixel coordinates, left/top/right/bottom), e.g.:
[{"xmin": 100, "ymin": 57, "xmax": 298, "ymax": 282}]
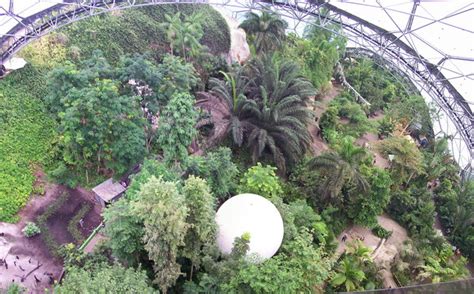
[
  {"xmin": 184, "ymin": 147, "xmax": 239, "ymax": 199},
  {"xmin": 347, "ymin": 166, "xmax": 392, "ymax": 228},
  {"xmin": 158, "ymin": 92, "xmax": 198, "ymax": 165},
  {"xmin": 132, "ymin": 176, "xmax": 189, "ymax": 293},
  {"xmin": 239, "ymin": 9, "xmax": 288, "ymax": 54},
  {"xmin": 182, "ymin": 176, "xmax": 217, "ymax": 278},
  {"xmin": 246, "ymin": 55, "xmax": 315, "ymax": 172},
  {"xmin": 161, "ymin": 12, "xmax": 204, "ymax": 61},
  {"xmin": 47, "ymin": 55, "xmax": 146, "ymax": 176},
  {"xmin": 103, "ymin": 199, "xmax": 146, "ymax": 266},
  {"xmin": 223, "ymin": 228, "xmax": 332, "ymax": 293}
]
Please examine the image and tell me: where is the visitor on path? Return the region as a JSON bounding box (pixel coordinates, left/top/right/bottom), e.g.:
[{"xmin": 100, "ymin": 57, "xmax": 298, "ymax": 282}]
[
  {"xmin": 79, "ymin": 218, "xmax": 84, "ymax": 228},
  {"xmin": 342, "ymin": 234, "xmax": 347, "ymax": 242}
]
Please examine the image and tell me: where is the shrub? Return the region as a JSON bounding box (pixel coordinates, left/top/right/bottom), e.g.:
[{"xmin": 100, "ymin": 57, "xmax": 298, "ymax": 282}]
[
  {"xmin": 372, "ymin": 225, "xmax": 392, "ymax": 239},
  {"xmin": 238, "ymin": 163, "xmax": 283, "ymax": 199},
  {"xmin": 378, "ymin": 117, "xmax": 395, "ymax": 138},
  {"xmin": 22, "ymin": 222, "xmax": 41, "ymax": 237},
  {"xmin": 185, "ymin": 147, "xmax": 239, "ymax": 199}
]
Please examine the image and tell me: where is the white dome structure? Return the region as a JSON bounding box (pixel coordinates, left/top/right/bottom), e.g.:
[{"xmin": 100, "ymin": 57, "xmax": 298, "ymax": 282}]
[{"xmin": 215, "ymin": 193, "xmax": 284, "ymax": 260}]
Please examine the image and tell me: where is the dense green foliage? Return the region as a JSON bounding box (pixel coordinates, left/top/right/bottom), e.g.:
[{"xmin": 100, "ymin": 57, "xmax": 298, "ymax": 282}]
[
  {"xmin": 185, "ymin": 147, "xmax": 239, "ymax": 199},
  {"xmin": 344, "ymin": 57, "xmax": 433, "ymax": 137},
  {"xmin": 330, "ymin": 241, "xmax": 380, "ymax": 292},
  {"xmin": 392, "ymin": 241, "xmax": 468, "ymax": 286},
  {"xmin": 61, "ymin": 5, "xmax": 230, "ymax": 63},
  {"xmin": 47, "ymin": 52, "xmax": 146, "ymax": 178},
  {"xmin": 320, "ymin": 93, "xmax": 374, "ymax": 139},
  {"xmin": 56, "ymin": 263, "xmax": 154, "ymax": 293},
  {"xmin": 198, "ymin": 54, "xmax": 314, "ymax": 172},
  {"xmin": 347, "ymin": 166, "xmax": 392, "ymax": 228},
  {"xmin": 238, "ymin": 163, "xmax": 283, "ymax": 198},
  {"xmin": 435, "ymin": 178, "xmax": 474, "ymax": 259},
  {"xmin": 284, "ymin": 19, "xmax": 345, "ymax": 90},
  {"xmin": 182, "ymin": 176, "xmax": 217, "ymax": 272},
  {"xmin": 223, "ymin": 228, "xmax": 333, "ymax": 293},
  {"xmin": 0, "ymin": 66, "xmax": 55, "ymax": 222},
  {"xmin": 0, "ymin": 4, "xmax": 231, "ymax": 222},
  {"xmin": 3, "ymin": 6, "xmax": 471, "ymax": 293},
  {"xmin": 158, "ymin": 92, "xmax": 198, "ymax": 165},
  {"xmin": 133, "ymin": 176, "xmax": 189, "ymax": 292}
]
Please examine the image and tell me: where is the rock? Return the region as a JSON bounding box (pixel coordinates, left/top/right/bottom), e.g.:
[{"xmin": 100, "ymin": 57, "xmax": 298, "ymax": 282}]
[{"xmin": 212, "ymin": 6, "xmax": 250, "ymax": 65}]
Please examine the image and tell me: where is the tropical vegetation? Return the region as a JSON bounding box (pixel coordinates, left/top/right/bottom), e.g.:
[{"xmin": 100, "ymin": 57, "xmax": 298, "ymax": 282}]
[{"xmin": 1, "ymin": 5, "xmax": 472, "ymax": 293}]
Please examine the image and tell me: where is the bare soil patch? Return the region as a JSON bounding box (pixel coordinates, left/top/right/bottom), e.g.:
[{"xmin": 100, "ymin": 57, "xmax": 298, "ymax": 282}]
[{"xmin": 0, "ymin": 171, "xmax": 102, "ymax": 292}]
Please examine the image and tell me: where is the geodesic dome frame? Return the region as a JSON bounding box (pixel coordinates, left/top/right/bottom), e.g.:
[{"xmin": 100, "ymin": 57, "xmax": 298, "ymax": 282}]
[{"xmin": 0, "ymin": 0, "xmax": 472, "ymax": 174}]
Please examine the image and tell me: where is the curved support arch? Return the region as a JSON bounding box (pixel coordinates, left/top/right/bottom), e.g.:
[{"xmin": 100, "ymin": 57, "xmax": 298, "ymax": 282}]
[{"xmin": 0, "ymin": 0, "xmax": 472, "ymax": 169}]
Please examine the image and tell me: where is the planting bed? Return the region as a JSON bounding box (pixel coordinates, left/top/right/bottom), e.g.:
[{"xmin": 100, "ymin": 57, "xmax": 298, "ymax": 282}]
[{"xmin": 0, "ymin": 173, "xmax": 102, "ymax": 291}]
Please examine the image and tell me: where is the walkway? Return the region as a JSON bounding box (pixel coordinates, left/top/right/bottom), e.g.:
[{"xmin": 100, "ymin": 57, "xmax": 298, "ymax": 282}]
[
  {"xmin": 335, "ymin": 214, "xmax": 408, "ymax": 289},
  {"xmin": 308, "ymin": 84, "xmax": 341, "ymax": 155}
]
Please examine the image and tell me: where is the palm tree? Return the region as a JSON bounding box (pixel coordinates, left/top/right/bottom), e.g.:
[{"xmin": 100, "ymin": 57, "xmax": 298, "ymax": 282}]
[
  {"xmin": 331, "ymin": 257, "xmax": 366, "ymax": 292},
  {"xmin": 246, "ymin": 94, "xmax": 313, "ymax": 173},
  {"xmin": 196, "ymin": 69, "xmax": 257, "ymax": 147},
  {"xmin": 246, "ymin": 54, "xmax": 315, "ymax": 102},
  {"xmin": 239, "ymin": 9, "xmax": 288, "ymax": 54},
  {"xmin": 245, "ymin": 55, "xmax": 315, "ymax": 172},
  {"xmin": 162, "ymin": 12, "xmax": 204, "ymax": 61},
  {"xmin": 345, "ymin": 240, "xmax": 372, "ymax": 265},
  {"xmin": 309, "ymin": 137, "xmax": 369, "ymax": 201}
]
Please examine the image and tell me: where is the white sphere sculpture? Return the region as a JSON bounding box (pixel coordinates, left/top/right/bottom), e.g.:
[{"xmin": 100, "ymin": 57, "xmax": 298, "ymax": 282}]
[{"xmin": 215, "ymin": 193, "xmax": 284, "ymax": 260}]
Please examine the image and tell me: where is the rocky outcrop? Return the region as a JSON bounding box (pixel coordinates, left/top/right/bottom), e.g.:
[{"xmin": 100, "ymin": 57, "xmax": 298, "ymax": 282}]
[{"xmin": 213, "ymin": 6, "xmax": 250, "ymax": 65}]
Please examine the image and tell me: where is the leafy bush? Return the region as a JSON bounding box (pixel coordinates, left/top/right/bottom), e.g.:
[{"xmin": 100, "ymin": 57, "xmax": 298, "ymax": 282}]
[
  {"xmin": 19, "ymin": 33, "xmax": 67, "ymax": 68},
  {"xmin": 238, "ymin": 163, "xmax": 283, "ymax": 199},
  {"xmin": 347, "ymin": 166, "xmax": 392, "ymax": 228},
  {"xmin": 377, "ymin": 116, "xmax": 395, "ymax": 138},
  {"xmin": 284, "ymin": 20, "xmax": 345, "ymax": 90},
  {"xmin": 435, "ymin": 179, "xmax": 474, "ymax": 259},
  {"xmin": 126, "ymin": 159, "xmax": 181, "ymax": 200},
  {"xmin": 22, "ymin": 222, "xmax": 41, "ymax": 237},
  {"xmin": 185, "ymin": 147, "xmax": 239, "ymax": 199},
  {"xmin": 388, "ymin": 184, "xmax": 435, "ymax": 241},
  {"xmin": 6, "ymin": 283, "xmax": 24, "ymax": 294},
  {"xmin": 392, "ymin": 241, "xmax": 469, "ymax": 286},
  {"xmin": 372, "ymin": 225, "xmax": 392, "ymax": 239},
  {"xmin": 56, "ymin": 263, "xmax": 154, "ymax": 293}
]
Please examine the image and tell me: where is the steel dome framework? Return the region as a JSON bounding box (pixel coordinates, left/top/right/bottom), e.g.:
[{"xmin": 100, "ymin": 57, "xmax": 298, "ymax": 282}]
[{"xmin": 0, "ymin": 0, "xmax": 473, "ymax": 174}]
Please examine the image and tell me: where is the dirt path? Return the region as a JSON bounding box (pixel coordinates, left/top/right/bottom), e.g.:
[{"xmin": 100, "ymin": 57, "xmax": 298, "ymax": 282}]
[
  {"xmin": 335, "ymin": 214, "xmax": 408, "ymax": 289},
  {"xmin": 308, "ymin": 84, "xmax": 342, "ymax": 155},
  {"xmin": 355, "ymin": 133, "xmax": 389, "ymax": 169}
]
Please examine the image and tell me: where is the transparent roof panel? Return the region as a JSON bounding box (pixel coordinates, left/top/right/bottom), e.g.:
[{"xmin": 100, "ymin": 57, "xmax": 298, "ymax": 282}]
[{"xmin": 331, "ymin": 0, "xmax": 474, "ymax": 104}]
